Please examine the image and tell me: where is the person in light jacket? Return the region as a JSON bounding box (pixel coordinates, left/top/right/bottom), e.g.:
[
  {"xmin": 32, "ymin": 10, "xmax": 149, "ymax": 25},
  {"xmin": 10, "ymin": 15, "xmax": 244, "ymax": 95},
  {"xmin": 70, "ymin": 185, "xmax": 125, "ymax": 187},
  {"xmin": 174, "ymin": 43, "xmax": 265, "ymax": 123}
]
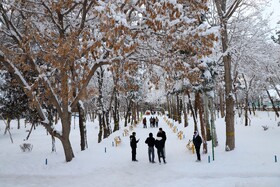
[
  {"xmin": 157, "ymin": 128, "xmax": 167, "ymax": 157},
  {"xmin": 155, "ymin": 136, "xmax": 166, "ymax": 164}
]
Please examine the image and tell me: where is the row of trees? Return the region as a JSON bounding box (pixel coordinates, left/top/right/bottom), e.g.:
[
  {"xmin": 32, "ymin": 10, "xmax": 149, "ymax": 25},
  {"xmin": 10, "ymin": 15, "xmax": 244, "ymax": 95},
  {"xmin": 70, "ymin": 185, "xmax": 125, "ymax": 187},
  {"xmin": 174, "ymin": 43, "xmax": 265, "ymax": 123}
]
[
  {"xmin": 0, "ymin": 0, "xmax": 279, "ymax": 162},
  {"xmin": 0, "ymin": 0, "xmax": 217, "ymax": 162}
]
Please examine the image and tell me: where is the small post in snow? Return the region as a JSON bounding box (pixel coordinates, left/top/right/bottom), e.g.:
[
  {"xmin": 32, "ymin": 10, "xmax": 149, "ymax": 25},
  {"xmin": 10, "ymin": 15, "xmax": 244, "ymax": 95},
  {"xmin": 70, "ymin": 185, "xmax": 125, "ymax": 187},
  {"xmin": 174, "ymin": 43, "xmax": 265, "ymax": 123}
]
[
  {"xmin": 105, "ymin": 147, "xmax": 106, "ymax": 153},
  {"xmin": 45, "ymin": 158, "xmax": 48, "ymax": 165},
  {"xmin": 208, "ymin": 155, "xmax": 210, "ymax": 163},
  {"xmin": 112, "ymin": 142, "xmax": 114, "ymax": 147},
  {"xmin": 275, "ymin": 155, "xmax": 277, "ymax": 163}
]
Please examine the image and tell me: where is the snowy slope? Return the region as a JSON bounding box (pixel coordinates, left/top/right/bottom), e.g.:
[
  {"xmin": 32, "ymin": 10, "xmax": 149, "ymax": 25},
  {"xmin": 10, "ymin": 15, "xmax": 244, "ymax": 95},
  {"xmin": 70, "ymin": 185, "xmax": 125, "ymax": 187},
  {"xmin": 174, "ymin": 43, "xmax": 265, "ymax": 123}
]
[{"xmin": 0, "ymin": 111, "xmax": 280, "ymax": 187}]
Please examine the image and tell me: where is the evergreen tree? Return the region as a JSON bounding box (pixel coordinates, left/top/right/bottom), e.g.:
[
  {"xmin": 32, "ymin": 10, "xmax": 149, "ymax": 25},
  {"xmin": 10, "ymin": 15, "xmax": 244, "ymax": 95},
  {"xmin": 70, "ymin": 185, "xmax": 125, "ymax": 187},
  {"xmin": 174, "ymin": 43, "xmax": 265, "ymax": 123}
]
[{"xmin": 0, "ymin": 71, "xmax": 29, "ymax": 126}]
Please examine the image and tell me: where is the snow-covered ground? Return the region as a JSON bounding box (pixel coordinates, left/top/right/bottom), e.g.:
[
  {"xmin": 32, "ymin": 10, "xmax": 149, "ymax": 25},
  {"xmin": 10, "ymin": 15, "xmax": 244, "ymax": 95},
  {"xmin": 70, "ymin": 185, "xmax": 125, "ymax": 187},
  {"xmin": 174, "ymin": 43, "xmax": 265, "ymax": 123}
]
[{"xmin": 0, "ymin": 111, "xmax": 280, "ymax": 187}]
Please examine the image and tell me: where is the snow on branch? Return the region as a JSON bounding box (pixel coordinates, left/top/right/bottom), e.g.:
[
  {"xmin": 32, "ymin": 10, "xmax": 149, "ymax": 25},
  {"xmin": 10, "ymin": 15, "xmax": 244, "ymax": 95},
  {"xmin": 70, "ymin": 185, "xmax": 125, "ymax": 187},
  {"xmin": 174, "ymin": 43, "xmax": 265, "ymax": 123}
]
[{"xmin": 0, "ymin": 56, "xmax": 49, "ymax": 124}]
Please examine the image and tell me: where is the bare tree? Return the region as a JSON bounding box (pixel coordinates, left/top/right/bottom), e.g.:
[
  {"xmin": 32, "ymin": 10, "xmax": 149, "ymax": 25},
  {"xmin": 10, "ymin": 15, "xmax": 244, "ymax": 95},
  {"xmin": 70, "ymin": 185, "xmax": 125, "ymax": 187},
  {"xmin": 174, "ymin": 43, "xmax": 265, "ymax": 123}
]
[{"xmin": 214, "ymin": 0, "xmax": 243, "ymax": 151}]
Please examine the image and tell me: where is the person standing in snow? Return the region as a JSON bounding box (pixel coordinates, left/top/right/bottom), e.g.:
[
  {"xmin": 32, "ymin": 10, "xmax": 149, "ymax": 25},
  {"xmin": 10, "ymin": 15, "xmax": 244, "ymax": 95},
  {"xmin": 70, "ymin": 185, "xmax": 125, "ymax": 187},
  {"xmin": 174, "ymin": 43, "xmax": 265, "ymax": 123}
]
[
  {"xmin": 193, "ymin": 130, "xmax": 202, "ymax": 162},
  {"xmin": 155, "ymin": 136, "xmax": 166, "ymax": 164},
  {"xmin": 143, "ymin": 117, "xmax": 147, "ymax": 128},
  {"xmin": 155, "ymin": 116, "xmax": 159, "ymax": 128},
  {"xmin": 130, "ymin": 132, "xmax": 139, "ymax": 162},
  {"xmin": 145, "ymin": 133, "xmax": 156, "ymax": 163},
  {"xmin": 157, "ymin": 128, "xmax": 167, "ymax": 157}
]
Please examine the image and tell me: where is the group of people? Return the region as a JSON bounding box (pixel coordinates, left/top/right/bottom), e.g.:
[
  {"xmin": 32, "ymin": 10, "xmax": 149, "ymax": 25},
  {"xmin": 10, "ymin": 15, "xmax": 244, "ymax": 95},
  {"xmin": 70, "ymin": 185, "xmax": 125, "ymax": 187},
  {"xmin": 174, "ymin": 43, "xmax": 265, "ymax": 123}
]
[
  {"xmin": 142, "ymin": 116, "xmax": 159, "ymax": 128},
  {"xmin": 130, "ymin": 128, "xmax": 166, "ymax": 163},
  {"xmin": 130, "ymin": 127, "xmax": 203, "ymax": 163}
]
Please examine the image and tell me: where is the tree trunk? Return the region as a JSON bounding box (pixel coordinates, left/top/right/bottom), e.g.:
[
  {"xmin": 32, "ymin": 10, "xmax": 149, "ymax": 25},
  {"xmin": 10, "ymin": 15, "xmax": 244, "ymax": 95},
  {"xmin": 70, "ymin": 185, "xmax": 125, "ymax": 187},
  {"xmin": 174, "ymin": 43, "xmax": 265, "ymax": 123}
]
[
  {"xmin": 266, "ymin": 89, "xmax": 279, "ymax": 117},
  {"xmin": 219, "ymin": 88, "xmax": 225, "ymax": 118},
  {"xmin": 52, "ymin": 135, "xmax": 56, "ymax": 152},
  {"xmin": 60, "ymin": 67, "xmax": 75, "ymax": 162},
  {"xmin": 78, "ymin": 101, "xmax": 87, "ymax": 151},
  {"xmin": 113, "ymin": 91, "xmax": 120, "ymax": 132},
  {"xmin": 203, "ymin": 94, "xmax": 211, "ymax": 141},
  {"xmin": 244, "ymin": 92, "xmax": 249, "ymax": 126},
  {"xmin": 183, "ymin": 93, "xmax": 188, "ymax": 127},
  {"xmin": 177, "ymin": 94, "xmax": 182, "ymax": 124},
  {"xmin": 60, "ymin": 137, "xmax": 75, "ymax": 162},
  {"xmin": 96, "ymin": 67, "xmax": 110, "ymax": 141},
  {"xmin": 224, "ymin": 62, "xmax": 235, "ymax": 151},
  {"xmin": 172, "ymin": 95, "xmax": 177, "ymax": 121},
  {"xmin": 59, "ymin": 107, "xmax": 74, "ymax": 161},
  {"xmin": 132, "ymin": 102, "xmax": 137, "ymax": 125},
  {"xmin": 4, "ymin": 118, "xmax": 11, "ymax": 135},
  {"xmin": 54, "ymin": 111, "xmax": 58, "ymax": 125},
  {"xmin": 124, "ymin": 100, "xmax": 132, "ymax": 127},
  {"xmin": 103, "ymin": 111, "xmax": 111, "ymax": 139},
  {"xmin": 252, "ymin": 102, "xmax": 256, "ymax": 115},
  {"xmin": 25, "ymin": 123, "xmax": 35, "ymax": 140},
  {"xmin": 187, "ymin": 91, "xmax": 197, "ymax": 131},
  {"xmin": 98, "ymin": 114, "xmax": 103, "ymax": 143},
  {"xmin": 271, "ymin": 78, "xmax": 280, "ymax": 98},
  {"xmin": 209, "ymin": 97, "xmax": 218, "ymax": 147},
  {"xmin": 17, "ymin": 118, "xmax": 20, "ymax": 129},
  {"xmin": 224, "ymin": 52, "xmax": 235, "ymax": 151},
  {"xmin": 166, "ymin": 95, "xmax": 171, "ymax": 118},
  {"xmin": 214, "ymin": 0, "xmax": 241, "ymax": 152},
  {"xmin": 197, "ymin": 92, "xmax": 207, "ymax": 154},
  {"xmin": 248, "ymin": 103, "xmax": 252, "ymax": 115},
  {"xmin": 1, "ymin": 115, "xmax": 13, "ymax": 143}
]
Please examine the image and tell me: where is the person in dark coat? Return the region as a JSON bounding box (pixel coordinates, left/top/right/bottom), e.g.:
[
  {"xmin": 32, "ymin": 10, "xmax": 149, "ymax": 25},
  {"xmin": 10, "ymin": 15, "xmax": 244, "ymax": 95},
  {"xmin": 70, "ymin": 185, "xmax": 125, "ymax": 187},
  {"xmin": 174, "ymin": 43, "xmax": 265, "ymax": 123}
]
[
  {"xmin": 157, "ymin": 128, "xmax": 167, "ymax": 157},
  {"xmin": 145, "ymin": 133, "xmax": 156, "ymax": 163},
  {"xmin": 149, "ymin": 117, "xmax": 153, "ymax": 128},
  {"xmin": 193, "ymin": 130, "xmax": 202, "ymax": 161},
  {"xmin": 143, "ymin": 117, "xmax": 147, "ymax": 128},
  {"xmin": 155, "ymin": 136, "xmax": 166, "ymax": 164},
  {"xmin": 130, "ymin": 132, "xmax": 139, "ymax": 161}
]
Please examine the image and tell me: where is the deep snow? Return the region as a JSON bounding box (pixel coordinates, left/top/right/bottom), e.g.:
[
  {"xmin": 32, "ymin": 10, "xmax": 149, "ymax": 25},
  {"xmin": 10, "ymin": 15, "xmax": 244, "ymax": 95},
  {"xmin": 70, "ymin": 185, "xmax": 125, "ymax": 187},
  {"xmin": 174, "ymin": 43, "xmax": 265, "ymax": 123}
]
[{"xmin": 0, "ymin": 111, "xmax": 280, "ymax": 187}]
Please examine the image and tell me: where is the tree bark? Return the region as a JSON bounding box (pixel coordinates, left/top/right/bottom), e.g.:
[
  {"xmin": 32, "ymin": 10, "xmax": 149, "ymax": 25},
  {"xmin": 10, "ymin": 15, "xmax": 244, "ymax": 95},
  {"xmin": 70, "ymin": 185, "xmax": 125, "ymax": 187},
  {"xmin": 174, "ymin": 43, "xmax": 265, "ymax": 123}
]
[
  {"xmin": 98, "ymin": 114, "xmax": 103, "ymax": 143},
  {"xmin": 203, "ymin": 94, "xmax": 211, "ymax": 141},
  {"xmin": 78, "ymin": 101, "xmax": 87, "ymax": 151},
  {"xmin": 17, "ymin": 118, "xmax": 20, "ymax": 129},
  {"xmin": 52, "ymin": 135, "xmax": 56, "ymax": 153},
  {"xmin": 25, "ymin": 123, "xmax": 35, "ymax": 140},
  {"xmin": 103, "ymin": 111, "xmax": 111, "ymax": 139},
  {"xmin": 176, "ymin": 94, "xmax": 179, "ymax": 122},
  {"xmin": 219, "ymin": 88, "xmax": 225, "ymax": 118},
  {"xmin": 60, "ymin": 137, "xmax": 74, "ymax": 162},
  {"xmin": 209, "ymin": 97, "xmax": 218, "ymax": 147},
  {"xmin": 113, "ymin": 91, "xmax": 120, "ymax": 132},
  {"xmin": 124, "ymin": 99, "xmax": 132, "ymax": 127},
  {"xmin": 60, "ymin": 69, "xmax": 75, "ymax": 162},
  {"xmin": 187, "ymin": 91, "xmax": 197, "ymax": 131},
  {"xmin": 271, "ymin": 78, "xmax": 280, "ymax": 98},
  {"xmin": 224, "ymin": 53, "xmax": 235, "ymax": 151},
  {"xmin": 266, "ymin": 89, "xmax": 279, "ymax": 117},
  {"xmin": 4, "ymin": 118, "xmax": 11, "ymax": 135},
  {"xmin": 166, "ymin": 94, "xmax": 171, "ymax": 118},
  {"xmin": 172, "ymin": 95, "xmax": 177, "ymax": 121},
  {"xmin": 214, "ymin": 0, "xmax": 241, "ymax": 151},
  {"xmin": 197, "ymin": 92, "xmax": 207, "ymax": 154},
  {"xmin": 183, "ymin": 93, "xmax": 188, "ymax": 127}
]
